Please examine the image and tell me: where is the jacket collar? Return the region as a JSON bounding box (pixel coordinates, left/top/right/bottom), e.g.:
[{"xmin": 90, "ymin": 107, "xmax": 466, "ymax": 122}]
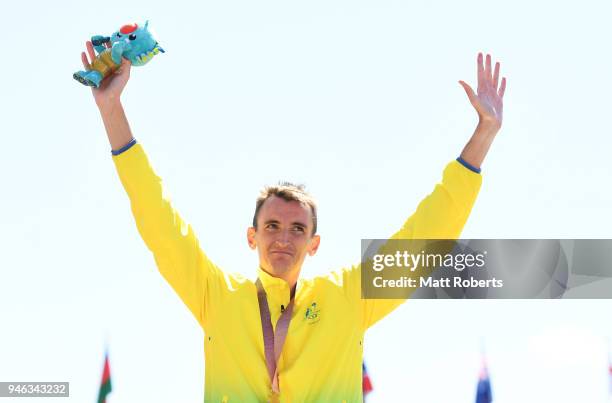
[{"xmin": 256, "ymin": 267, "xmax": 300, "ymax": 312}]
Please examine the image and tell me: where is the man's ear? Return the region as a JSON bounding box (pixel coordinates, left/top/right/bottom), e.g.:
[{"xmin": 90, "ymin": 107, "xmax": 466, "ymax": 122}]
[
  {"xmin": 247, "ymin": 227, "xmax": 257, "ymax": 250},
  {"xmin": 308, "ymin": 234, "xmax": 321, "ymax": 256}
]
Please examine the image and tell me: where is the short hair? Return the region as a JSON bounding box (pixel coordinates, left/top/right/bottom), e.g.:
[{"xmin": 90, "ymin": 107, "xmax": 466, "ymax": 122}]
[{"xmin": 253, "ymin": 182, "xmax": 318, "ymax": 235}]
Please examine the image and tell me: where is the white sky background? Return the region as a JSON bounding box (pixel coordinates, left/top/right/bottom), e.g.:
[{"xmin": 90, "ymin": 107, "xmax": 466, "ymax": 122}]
[{"xmin": 1, "ymin": 0, "xmax": 612, "ymax": 402}]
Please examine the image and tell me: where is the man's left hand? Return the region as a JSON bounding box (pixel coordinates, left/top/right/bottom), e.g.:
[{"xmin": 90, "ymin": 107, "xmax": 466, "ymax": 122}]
[{"xmin": 459, "ymin": 53, "xmax": 506, "ymax": 133}]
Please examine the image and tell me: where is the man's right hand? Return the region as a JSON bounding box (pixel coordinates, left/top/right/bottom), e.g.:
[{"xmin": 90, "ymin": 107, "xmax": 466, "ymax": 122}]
[
  {"xmin": 81, "ymin": 40, "xmax": 135, "ymax": 152},
  {"xmin": 81, "ymin": 40, "xmax": 131, "ymax": 111}
]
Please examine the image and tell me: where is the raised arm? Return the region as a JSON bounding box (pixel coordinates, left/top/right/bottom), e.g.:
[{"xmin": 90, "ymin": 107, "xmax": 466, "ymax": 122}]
[
  {"xmin": 392, "ymin": 52, "xmax": 507, "ymax": 241},
  {"xmin": 81, "ymin": 43, "xmax": 222, "ymax": 329},
  {"xmin": 358, "ymin": 53, "xmax": 507, "ymax": 329}
]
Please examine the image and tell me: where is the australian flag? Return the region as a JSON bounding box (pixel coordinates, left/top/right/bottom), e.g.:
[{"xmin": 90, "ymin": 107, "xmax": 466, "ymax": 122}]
[{"xmin": 475, "ymin": 362, "xmax": 492, "ymax": 403}]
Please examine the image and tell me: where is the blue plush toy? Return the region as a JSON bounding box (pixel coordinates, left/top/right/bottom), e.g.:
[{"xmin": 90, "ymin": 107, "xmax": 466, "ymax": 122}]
[{"xmin": 74, "ymin": 21, "xmax": 164, "ymax": 88}]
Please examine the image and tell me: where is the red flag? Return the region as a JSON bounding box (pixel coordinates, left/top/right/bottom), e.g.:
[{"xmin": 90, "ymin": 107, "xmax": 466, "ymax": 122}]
[
  {"xmin": 362, "ymin": 362, "xmax": 373, "ymax": 396},
  {"xmin": 97, "ymin": 353, "xmax": 112, "ymax": 403}
]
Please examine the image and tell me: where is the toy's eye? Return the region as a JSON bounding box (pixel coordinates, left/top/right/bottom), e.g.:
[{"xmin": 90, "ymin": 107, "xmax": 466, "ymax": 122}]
[
  {"xmin": 116, "ymin": 33, "xmax": 122, "ymax": 37},
  {"xmin": 129, "ymin": 34, "xmax": 136, "ymax": 40}
]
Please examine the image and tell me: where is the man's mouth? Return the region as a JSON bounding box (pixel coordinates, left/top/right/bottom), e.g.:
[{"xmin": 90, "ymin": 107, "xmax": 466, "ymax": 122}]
[{"xmin": 270, "ymin": 251, "xmax": 293, "ymax": 257}]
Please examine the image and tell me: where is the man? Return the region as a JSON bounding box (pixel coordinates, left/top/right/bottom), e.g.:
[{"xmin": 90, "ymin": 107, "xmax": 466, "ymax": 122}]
[{"xmin": 81, "ymin": 42, "xmax": 506, "ymax": 402}]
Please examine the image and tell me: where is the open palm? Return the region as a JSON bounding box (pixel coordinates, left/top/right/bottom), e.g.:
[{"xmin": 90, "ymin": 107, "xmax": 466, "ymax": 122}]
[{"xmin": 459, "ymin": 53, "xmax": 506, "ymax": 130}]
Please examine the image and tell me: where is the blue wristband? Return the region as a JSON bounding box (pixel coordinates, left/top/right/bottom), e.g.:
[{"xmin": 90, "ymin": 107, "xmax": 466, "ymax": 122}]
[
  {"xmin": 456, "ymin": 156, "xmax": 481, "ymax": 174},
  {"xmin": 111, "ymin": 138, "xmax": 137, "ymax": 156}
]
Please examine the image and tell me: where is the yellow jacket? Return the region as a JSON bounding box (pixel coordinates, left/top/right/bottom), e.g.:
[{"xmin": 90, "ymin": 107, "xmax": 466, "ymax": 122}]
[{"xmin": 113, "ymin": 143, "xmax": 482, "ymax": 402}]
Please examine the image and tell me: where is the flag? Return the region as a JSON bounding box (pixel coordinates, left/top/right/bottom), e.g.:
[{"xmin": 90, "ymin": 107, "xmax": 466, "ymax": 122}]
[
  {"xmin": 475, "ymin": 360, "xmax": 492, "ymax": 403},
  {"xmin": 97, "ymin": 352, "xmax": 112, "ymax": 403},
  {"xmin": 608, "ymin": 356, "xmax": 612, "ymax": 395},
  {"xmin": 362, "ymin": 362, "xmax": 373, "ymax": 397}
]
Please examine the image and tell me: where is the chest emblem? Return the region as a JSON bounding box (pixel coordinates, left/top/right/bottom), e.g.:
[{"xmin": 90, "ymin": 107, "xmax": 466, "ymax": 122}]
[{"xmin": 304, "ymin": 302, "xmax": 321, "ymax": 324}]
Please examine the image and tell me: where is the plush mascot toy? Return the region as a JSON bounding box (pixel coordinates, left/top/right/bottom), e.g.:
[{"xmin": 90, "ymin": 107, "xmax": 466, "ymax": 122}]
[{"xmin": 74, "ymin": 21, "xmax": 164, "ymax": 88}]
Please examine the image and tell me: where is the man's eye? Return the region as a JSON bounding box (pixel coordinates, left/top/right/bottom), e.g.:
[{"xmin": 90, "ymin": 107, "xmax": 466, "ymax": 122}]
[
  {"xmin": 292, "ymin": 226, "xmax": 305, "ymax": 233},
  {"xmin": 266, "ymin": 224, "xmax": 279, "ymax": 230}
]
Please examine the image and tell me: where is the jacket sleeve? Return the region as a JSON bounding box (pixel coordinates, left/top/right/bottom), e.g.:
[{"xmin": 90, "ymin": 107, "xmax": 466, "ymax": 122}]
[
  {"xmin": 113, "ymin": 143, "xmax": 222, "ymax": 329},
  {"xmin": 357, "ymin": 160, "xmax": 483, "ymax": 330}
]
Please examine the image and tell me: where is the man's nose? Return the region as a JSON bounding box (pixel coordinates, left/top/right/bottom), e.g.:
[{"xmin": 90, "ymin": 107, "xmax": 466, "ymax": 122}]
[{"xmin": 275, "ymin": 230, "xmax": 291, "ymax": 246}]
